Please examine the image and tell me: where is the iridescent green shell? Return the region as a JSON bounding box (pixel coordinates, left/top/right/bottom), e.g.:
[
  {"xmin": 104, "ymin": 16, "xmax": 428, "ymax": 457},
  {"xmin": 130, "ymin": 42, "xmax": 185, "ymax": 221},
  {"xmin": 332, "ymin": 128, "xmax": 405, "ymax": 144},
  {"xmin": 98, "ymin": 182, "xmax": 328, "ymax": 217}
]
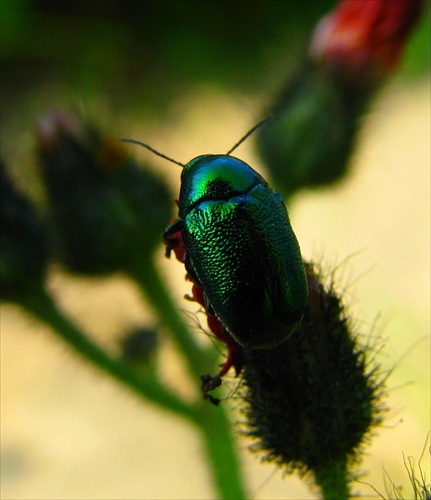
[{"xmin": 176, "ymin": 154, "xmax": 308, "ymax": 349}]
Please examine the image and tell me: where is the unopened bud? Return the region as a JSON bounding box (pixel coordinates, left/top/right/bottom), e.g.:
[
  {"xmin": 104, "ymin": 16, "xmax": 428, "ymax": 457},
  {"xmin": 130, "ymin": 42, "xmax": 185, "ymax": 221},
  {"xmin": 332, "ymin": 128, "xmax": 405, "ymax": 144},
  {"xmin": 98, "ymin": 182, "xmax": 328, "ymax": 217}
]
[
  {"xmin": 242, "ymin": 263, "xmax": 384, "ymax": 495},
  {"xmin": 311, "ymin": 0, "xmax": 423, "ymax": 79},
  {"xmin": 120, "ymin": 327, "xmax": 159, "ymax": 365},
  {"xmin": 0, "ymin": 161, "xmax": 48, "ymax": 300},
  {"xmin": 36, "ymin": 110, "xmax": 172, "ymax": 275},
  {"xmin": 257, "ymin": 0, "xmax": 422, "ymax": 198}
]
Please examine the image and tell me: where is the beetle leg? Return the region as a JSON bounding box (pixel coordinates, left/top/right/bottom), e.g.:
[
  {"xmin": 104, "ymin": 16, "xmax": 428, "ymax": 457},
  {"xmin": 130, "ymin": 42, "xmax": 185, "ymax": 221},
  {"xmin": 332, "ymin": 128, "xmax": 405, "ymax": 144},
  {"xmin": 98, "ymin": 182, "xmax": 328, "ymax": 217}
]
[
  {"xmin": 200, "ymin": 341, "xmax": 243, "ymax": 406},
  {"xmin": 201, "ymin": 374, "xmax": 222, "ymax": 406},
  {"xmin": 163, "ymin": 219, "xmax": 185, "ymax": 259},
  {"xmin": 220, "ymin": 343, "xmax": 244, "ymax": 377},
  {"xmin": 163, "ymin": 217, "xmax": 182, "ymax": 237},
  {"xmin": 199, "ymin": 313, "xmax": 244, "ymax": 404},
  {"xmin": 184, "ymin": 257, "xmax": 201, "ymax": 284}
]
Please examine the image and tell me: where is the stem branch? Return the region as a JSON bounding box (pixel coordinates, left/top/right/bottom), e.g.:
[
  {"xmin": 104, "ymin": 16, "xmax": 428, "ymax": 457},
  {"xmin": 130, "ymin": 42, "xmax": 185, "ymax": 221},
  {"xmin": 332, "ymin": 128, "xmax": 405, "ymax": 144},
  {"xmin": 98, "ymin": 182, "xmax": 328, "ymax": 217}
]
[
  {"xmin": 19, "ymin": 288, "xmax": 199, "ymax": 422},
  {"xmin": 17, "ymin": 283, "xmax": 247, "ymax": 500},
  {"xmin": 127, "ymin": 259, "xmax": 208, "ymax": 381},
  {"xmin": 314, "ymin": 460, "xmax": 350, "ymax": 500}
]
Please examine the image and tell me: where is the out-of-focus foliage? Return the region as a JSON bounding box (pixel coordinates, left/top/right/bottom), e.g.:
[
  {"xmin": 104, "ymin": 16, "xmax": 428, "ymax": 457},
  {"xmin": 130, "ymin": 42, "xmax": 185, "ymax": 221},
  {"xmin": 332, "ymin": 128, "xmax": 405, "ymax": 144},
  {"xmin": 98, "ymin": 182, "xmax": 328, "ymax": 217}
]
[{"xmin": 1, "ymin": 0, "xmax": 429, "ymax": 128}]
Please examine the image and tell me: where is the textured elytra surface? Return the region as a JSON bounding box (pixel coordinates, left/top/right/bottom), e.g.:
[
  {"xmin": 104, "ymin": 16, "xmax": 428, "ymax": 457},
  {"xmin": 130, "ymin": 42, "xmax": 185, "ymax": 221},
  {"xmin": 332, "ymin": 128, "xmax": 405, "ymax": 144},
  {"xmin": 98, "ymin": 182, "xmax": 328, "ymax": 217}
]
[{"xmin": 182, "ymin": 183, "xmax": 308, "ymax": 349}]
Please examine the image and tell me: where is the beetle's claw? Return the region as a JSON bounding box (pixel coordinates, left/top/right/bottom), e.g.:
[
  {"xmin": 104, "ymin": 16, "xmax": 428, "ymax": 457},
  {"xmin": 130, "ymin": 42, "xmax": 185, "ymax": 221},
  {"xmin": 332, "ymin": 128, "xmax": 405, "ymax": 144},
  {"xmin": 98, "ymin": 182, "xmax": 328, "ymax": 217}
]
[
  {"xmin": 201, "ymin": 374, "xmax": 222, "ymax": 406},
  {"xmin": 204, "ymin": 393, "xmax": 221, "ymax": 406}
]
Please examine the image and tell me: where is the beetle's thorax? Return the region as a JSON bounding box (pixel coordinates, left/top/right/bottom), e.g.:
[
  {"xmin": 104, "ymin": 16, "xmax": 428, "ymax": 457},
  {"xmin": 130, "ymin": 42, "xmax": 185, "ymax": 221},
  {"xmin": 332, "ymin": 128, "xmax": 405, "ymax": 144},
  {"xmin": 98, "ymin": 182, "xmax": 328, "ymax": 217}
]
[{"xmin": 178, "ymin": 155, "xmax": 266, "ymax": 218}]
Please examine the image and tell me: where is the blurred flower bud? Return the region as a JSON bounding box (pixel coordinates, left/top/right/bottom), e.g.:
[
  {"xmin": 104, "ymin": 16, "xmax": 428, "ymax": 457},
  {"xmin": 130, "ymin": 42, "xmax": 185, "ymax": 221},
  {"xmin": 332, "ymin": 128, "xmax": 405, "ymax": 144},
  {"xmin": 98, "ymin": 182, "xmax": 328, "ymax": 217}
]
[
  {"xmin": 241, "ymin": 263, "xmax": 384, "ymax": 495},
  {"xmin": 258, "ymin": 64, "xmax": 372, "ymax": 197},
  {"xmin": 311, "ymin": 0, "xmax": 423, "ymax": 78},
  {"xmin": 120, "ymin": 327, "xmax": 159, "ymax": 365},
  {"xmin": 257, "ymin": 0, "xmax": 422, "ymax": 198},
  {"xmin": 35, "ymin": 110, "xmax": 172, "ymax": 275},
  {"xmin": 0, "ymin": 160, "xmax": 48, "ymax": 300}
]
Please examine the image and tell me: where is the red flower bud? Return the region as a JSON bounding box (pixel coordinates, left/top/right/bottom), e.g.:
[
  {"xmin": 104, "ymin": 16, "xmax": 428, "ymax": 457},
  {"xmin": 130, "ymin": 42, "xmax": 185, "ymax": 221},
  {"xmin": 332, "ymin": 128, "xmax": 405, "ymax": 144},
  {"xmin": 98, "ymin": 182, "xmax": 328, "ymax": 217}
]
[{"xmin": 311, "ymin": 0, "xmax": 422, "ymax": 78}]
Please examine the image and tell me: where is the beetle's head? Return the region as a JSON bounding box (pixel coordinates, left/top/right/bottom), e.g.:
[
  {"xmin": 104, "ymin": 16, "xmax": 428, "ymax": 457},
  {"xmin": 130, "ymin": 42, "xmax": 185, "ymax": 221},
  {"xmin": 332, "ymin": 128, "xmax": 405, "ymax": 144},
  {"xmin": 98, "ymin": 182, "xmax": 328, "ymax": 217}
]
[{"xmin": 179, "ymin": 155, "xmax": 266, "ymax": 217}]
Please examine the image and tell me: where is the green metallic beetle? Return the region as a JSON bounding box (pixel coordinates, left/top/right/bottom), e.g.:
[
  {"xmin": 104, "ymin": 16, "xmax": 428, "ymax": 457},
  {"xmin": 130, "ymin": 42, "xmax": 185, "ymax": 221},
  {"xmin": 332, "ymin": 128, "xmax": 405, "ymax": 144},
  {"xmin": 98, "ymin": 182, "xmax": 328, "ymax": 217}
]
[
  {"xmin": 122, "ymin": 123, "xmax": 309, "ymax": 350},
  {"xmin": 163, "ymin": 154, "xmax": 308, "ymax": 349}
]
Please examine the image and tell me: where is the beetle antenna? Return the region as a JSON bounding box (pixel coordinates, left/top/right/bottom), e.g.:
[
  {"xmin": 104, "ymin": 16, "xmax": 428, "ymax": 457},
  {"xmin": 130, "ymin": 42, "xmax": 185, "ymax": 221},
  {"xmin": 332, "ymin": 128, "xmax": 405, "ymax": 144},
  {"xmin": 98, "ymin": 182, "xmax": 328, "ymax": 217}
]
[
  {"xmin": 225, "ymin": 116, "xmax": 272, "ymax": 156},
  {"xmin": 120, "ymin": 138, "xmax": 186, "ymax": 168}
]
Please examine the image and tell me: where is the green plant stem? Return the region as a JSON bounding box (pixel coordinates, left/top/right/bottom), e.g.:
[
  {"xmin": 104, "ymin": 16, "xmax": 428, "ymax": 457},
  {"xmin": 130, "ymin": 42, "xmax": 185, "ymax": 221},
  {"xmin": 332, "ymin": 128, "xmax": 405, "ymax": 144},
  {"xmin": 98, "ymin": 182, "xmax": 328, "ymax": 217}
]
[
  {"xmin": 18, "ymin": 284, "xmax": 247, "ymax": 500},
  {"xmin": 314, "ymin": 460, "xmax": 350, "ymax": 500},
  {"xmin": 18, "ymin": 287, "xmax": 198, "ymax": 422},
  {"xmin": 127, "ymin": 259, "xmax": 208, "ymax": 381},
  {"xmin": 127, "ymin": 259, "xmax": 247, "ymax": 498},
  {"xmin": 198, "ymin": 406, "xmax": 247, "ymax": 499}
]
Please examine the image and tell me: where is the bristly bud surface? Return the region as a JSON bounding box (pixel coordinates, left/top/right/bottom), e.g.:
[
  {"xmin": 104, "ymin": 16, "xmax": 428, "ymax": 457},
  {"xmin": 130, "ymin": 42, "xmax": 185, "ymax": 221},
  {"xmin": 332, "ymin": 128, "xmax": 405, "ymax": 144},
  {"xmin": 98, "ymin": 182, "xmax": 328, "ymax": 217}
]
[
  {"xmin": 241, "ymin": 263, "xmax": 385, "ymax": 496},
  {"xmin": 35, "ymin": 110, "xmax": 172, "ymax": 276}
]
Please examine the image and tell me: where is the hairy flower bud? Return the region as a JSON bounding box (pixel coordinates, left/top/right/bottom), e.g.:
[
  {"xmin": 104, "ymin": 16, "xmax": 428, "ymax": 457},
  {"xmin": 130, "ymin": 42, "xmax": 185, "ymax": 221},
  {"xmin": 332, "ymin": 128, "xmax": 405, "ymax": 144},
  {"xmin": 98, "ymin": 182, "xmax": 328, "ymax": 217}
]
[
  {"xmin": 36, "ymin": 110, "xmax": 172, "ymax": 275},
  {"xmin": 241, "ymin": 264, "xmax": 384, "ymax": 496},
  {"xmin": 0, "ymin": 160, "xmax": 48, "ymax": 300}
]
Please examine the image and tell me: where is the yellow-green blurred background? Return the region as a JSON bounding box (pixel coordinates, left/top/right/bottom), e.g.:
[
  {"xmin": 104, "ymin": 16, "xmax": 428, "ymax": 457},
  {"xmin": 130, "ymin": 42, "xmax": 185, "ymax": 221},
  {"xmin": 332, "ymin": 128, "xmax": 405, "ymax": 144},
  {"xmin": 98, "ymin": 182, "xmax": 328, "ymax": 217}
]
[{"xmin": 1, "ymin": 1, "xmax": 430, "ymax": 499}]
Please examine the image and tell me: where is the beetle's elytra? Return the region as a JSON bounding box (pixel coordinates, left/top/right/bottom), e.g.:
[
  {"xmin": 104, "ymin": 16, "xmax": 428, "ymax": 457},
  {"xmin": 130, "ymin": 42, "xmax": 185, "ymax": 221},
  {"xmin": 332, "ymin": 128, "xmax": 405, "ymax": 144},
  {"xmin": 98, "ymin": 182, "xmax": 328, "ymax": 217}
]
[{"xmin": 164, "ymin": 154, "xmax": 308, "ymax": 350}]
